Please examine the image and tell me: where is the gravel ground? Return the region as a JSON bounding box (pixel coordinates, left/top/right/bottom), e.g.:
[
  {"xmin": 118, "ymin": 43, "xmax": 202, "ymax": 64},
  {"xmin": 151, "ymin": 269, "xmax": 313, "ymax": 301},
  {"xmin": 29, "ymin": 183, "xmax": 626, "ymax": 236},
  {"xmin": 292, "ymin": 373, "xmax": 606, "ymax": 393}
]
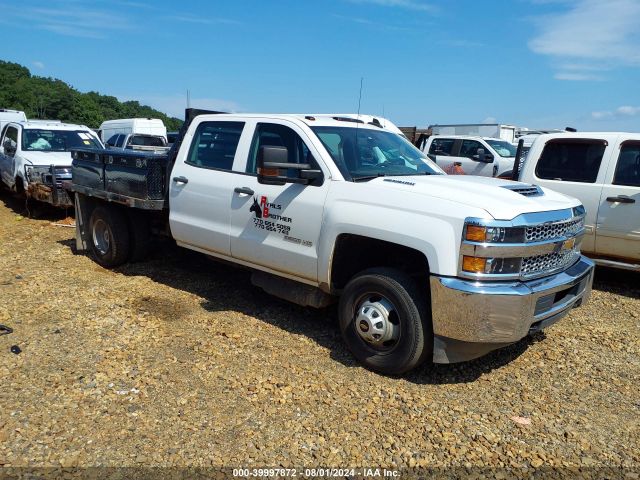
[{"xmin": 0, "ymin": 192, "xmax": 638, "ymax": 477}]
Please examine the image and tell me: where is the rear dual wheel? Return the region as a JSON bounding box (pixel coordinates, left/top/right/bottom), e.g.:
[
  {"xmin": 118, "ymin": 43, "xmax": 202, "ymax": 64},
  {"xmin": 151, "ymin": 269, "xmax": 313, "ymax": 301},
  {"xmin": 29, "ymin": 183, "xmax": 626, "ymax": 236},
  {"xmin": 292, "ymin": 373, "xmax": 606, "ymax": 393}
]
[
  {"xmin": 339, "ymin": 268, "xmax": 432, "ymax": 375},
  {"xmin": 89, "ymin": 206, "xmax": 130, "ymax": 267}
]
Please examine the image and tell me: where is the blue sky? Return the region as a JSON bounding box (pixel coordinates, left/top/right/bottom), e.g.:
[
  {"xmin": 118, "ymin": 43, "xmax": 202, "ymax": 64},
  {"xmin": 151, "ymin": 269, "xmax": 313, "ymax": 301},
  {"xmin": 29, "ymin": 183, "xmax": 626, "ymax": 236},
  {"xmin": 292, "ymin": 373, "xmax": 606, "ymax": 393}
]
[{"xmin": 1, "ymin": 0, "xmax": 639, "ymax": 131}]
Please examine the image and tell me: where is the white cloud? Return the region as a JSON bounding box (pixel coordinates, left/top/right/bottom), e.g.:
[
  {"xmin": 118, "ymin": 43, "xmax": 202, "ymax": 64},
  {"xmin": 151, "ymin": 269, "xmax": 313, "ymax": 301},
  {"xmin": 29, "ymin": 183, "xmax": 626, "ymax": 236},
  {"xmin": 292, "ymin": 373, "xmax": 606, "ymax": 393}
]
[
  {"xmin": 331, "ymin": 13, "xmax": 417, "ymax": 32},
  {"xmin": 171, "ymin": 15, "xmax": 241, "ymax": 25},
  {"xmin": 616, "ymin": 105, "xmax": 640, "ymax": 116},
  {"xmin": 0, "ymin": 2, "xmax": 131, "ymax": 38},
  {"xmin": 32, "ymin": 61, "xmax": 45, "ymax": 70},
  {"xmin": 591, "ymin": 105, "xmax": 640, "ymax": 120},
  {"xmin": 482, "ymin": 117, "xmax": 497, "ymax": 124},
  {"xmin": 117, "ymin": 94, "xmax": 242, "ymax": 118},
  {"xmin": 554, "ymin": 72, "xmax": 604, "ymax": 81},
  {"xmin": 529, "ymin": 0, "xmax": 640, "ymax": 79},
  {"xmin": 345, "ymin": 0, "xmax": 437, "ymax": 13}
]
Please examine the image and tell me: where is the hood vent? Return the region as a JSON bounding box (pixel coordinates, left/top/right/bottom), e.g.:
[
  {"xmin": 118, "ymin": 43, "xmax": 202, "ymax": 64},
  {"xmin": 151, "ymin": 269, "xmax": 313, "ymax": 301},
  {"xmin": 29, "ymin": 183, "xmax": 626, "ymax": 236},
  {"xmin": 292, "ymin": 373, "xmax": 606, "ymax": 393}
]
[{"xmin": 501, "ymin": 184, "xmax": 543, "ymax": 197}]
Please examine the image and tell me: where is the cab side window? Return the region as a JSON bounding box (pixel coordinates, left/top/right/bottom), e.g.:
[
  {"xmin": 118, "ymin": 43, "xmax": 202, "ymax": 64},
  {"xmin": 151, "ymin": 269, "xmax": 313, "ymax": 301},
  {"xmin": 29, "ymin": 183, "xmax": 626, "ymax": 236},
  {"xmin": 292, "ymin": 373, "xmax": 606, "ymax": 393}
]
[
  {"xmin": 613, "ymin": 142, "xmax": 640, "ymax": 187},
  {"xmin": 115, "ymin": 135, "xmax": 126, "ymax": 148},
  {"xmin": 460, "ymin": 140, "xmax": 484, "ymax": 158},
  {"xmin": 106, "ymin": 134, "xmax": 119, "ymax": 147},
  {"xmin": 186, "ymin": 121, "xmax": 245, "ymax": 171},
  {"xmin": 428, "ymin": 138, "xmax": 454, "ymax": 156},
  {"xmin": 246, "ymin": 123, "xmax": 316, "ymax": 175}
]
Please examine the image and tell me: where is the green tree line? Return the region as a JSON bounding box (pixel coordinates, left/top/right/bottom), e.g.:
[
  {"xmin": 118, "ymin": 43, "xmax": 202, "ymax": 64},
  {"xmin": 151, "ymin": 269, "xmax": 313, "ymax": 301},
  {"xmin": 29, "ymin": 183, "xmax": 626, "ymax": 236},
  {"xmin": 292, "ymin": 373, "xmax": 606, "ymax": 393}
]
[{"xmin": 0, "ymin": 60, "xmax": 183, "ymax": 130}]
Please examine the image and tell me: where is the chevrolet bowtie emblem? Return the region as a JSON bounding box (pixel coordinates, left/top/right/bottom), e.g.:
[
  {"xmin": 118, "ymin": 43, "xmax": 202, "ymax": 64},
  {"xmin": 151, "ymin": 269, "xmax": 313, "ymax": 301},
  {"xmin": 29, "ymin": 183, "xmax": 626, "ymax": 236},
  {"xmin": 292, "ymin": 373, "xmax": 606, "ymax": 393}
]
[{"xmin": 555, "ymin": 237, "xmax": 576, "ymax": 253}]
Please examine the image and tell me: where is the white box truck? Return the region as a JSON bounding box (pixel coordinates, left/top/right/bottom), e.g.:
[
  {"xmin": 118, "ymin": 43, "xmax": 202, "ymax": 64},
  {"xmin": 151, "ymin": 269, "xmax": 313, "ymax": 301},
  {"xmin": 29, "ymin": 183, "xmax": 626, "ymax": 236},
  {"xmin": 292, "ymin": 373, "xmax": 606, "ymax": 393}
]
[{"xmin": 430, "ymin": 124, "xmax": 516, "ymax": 144}]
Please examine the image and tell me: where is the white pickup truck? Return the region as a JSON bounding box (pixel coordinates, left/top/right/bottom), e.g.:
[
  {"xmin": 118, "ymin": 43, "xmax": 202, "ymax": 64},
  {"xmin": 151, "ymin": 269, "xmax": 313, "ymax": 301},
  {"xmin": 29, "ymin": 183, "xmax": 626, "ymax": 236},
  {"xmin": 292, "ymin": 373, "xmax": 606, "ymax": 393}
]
[
  {"xmin": 0, "ymin": 120, "xmax": 102, "ymax": 206},
  {"xmin": 67, "ymin": 110, "xmax": 595, "ymax": 375},
  {"xmin": 422, "ymin": 135, "xmax": 517, "ymax": 178},
  {"xmin": 104, "ymin": 132, "xmax": 169, "ymax": 152},
  {"xmin": 517, "ymin": 132, "xmax": 640, "ymax": 271}
]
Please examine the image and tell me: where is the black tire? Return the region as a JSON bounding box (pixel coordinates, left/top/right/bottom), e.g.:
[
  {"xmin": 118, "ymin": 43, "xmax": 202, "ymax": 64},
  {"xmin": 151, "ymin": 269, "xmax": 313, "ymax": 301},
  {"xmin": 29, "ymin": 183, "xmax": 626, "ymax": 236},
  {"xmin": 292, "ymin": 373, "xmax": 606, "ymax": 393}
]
[
  {"xmin": 339, "ymin": 268, "xmax": 432, "ymax": 375},
  {"xmin": 127, "ymin": 211, "xmax": 150, "ymax": 262},
  {"xmin": 89, "ymin": 206, "xmax": 130, "ymax": 268}
]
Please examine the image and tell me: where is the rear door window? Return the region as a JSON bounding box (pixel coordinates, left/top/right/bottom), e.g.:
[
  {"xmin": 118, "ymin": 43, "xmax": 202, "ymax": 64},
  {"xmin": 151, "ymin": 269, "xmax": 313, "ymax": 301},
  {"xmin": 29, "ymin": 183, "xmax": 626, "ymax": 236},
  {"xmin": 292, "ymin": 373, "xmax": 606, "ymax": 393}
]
[
  {"xmin": 613, "ymin": 142, "xmax": 640, "ymax": 187},
  {"xmin": 535, "ymin": 140, "xmax": 606, "ymax": 183},
  {"xmin": 428, "ymin": 138, "xmax": 454, "ymax": 156},
  {"xmin": 186, "ymin": 121, "xmax": 245, "ymax": 171}
]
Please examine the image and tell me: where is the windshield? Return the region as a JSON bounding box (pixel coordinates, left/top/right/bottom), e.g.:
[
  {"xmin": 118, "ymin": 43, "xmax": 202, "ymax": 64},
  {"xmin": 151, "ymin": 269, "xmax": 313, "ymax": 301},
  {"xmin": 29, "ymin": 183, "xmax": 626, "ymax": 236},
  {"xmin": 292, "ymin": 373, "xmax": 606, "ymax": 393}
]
[
  {"xmin": 311, "ymin": 126, "xmax": 442, "ymax": 180},
  {"xmin": 485, "ymin": 139, "xmax": 517, "ymax": 158},
  {"xmin": 22, "ymin": 129, "xmax": 101, "ymax": 152}
]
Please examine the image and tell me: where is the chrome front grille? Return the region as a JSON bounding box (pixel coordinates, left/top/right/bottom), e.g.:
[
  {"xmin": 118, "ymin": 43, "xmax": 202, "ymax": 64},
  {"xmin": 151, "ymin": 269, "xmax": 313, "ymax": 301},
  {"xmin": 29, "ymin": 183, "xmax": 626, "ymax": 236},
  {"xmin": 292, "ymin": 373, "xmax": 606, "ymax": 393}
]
[
  {"xmin": 54, "ymin": 168, "xmax": 72, "ymax": 187},
  {"xmin": 460, "ymin": 208, "xmax": 586, "ymax": 281},
  {"xmin": 525, "ymin": 217, "xmax": 583, "ymax": 243},
  {"xmin": 521, "ymin": 249, "xmax": 580, "ymax": 278}
]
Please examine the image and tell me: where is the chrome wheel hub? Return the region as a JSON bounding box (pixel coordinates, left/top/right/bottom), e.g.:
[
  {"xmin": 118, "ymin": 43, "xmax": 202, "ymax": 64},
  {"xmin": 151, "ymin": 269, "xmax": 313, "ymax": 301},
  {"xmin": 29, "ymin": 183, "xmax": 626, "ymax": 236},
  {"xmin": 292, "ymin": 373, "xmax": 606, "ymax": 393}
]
[
  {"xmin": 92, "ymin": 219, "xmax": 111, "ymax": 255},
  {"xmin": 355, "ymin": 296, "xmax": 399, "ymax": 347}
]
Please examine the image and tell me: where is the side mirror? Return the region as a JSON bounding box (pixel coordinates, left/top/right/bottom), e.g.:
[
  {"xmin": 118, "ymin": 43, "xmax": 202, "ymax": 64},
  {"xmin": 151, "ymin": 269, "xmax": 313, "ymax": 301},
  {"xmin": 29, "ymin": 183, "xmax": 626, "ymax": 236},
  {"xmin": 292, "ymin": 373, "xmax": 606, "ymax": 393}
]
[
  {"xmin": 3, "ymin": 140, "xmax": 16, "ymax": 156},
  {"xmin": 473, "ymin": 148, "xmax": 493, "ymax": 163},
  {"xmin": 257, "ymin": 145, "xmax": 323, "ymax": 186}
]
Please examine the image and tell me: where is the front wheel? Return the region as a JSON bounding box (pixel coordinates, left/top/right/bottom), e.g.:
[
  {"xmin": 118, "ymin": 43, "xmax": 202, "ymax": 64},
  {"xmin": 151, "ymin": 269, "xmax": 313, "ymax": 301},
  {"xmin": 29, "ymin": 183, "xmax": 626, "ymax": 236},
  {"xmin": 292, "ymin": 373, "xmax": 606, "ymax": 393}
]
[
  {"xmin": 338, "ymin": 268, "xmax": 432, "ymax": 375},
  {"xmin": 89, "ymin": 206, "xmax": 130, "ymax": 268}
]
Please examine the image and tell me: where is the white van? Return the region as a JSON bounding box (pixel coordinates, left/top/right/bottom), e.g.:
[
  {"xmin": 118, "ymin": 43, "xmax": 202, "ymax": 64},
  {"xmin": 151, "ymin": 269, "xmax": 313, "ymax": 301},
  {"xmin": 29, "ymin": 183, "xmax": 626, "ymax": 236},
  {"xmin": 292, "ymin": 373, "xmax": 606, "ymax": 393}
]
[
  {"xmin": 422, "ymin": 135, "xmax": 517, "ymax": 178},
  {"xmin": 99, "ymin": 118, "xmax": 167, "ymax": 144}
]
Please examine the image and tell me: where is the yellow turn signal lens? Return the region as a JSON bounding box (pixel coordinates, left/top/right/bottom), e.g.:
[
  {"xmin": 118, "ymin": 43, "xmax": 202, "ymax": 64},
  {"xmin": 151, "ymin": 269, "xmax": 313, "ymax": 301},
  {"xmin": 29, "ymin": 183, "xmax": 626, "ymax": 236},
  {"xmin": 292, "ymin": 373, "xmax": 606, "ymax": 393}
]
[
  {"xmin": 465, "ymin": 225, "xmax": 487, "ymax": 242},
  {"xmin": 462, "ymin": 256, "xmax": 487, "ymax": 273}
]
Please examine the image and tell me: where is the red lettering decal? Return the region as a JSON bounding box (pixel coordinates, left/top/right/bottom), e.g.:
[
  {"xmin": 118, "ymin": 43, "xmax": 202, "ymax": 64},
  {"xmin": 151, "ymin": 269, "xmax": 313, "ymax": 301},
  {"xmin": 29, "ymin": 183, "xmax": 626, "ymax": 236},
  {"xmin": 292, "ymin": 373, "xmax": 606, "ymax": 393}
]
[{"xmin": 260, "ymin": 196, "xmax": 269, "ymax": 217}]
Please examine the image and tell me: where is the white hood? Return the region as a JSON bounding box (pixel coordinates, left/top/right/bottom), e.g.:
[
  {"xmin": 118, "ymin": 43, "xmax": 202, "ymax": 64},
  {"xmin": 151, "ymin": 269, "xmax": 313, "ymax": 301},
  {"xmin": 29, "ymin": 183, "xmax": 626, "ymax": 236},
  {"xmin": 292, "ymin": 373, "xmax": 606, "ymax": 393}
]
[
  {"xmin": 21, "ymin": 151, "xmax": 73, "ymax": 167},
  {"xmin": 368, "ymin": 174, "xmax": 581, "ymax": 220}
]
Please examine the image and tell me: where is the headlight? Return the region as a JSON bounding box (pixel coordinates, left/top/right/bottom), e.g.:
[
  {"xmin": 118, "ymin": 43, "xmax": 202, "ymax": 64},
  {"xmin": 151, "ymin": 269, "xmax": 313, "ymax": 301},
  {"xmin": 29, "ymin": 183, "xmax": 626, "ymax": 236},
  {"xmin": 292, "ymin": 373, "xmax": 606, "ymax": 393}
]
[
  {"xmin": 462, "ymin": 256, "xmax": 522, "ymax": 275},
  {"xmin": 463, "ymin": 223, "xmax": 525, "ymax": 243}
]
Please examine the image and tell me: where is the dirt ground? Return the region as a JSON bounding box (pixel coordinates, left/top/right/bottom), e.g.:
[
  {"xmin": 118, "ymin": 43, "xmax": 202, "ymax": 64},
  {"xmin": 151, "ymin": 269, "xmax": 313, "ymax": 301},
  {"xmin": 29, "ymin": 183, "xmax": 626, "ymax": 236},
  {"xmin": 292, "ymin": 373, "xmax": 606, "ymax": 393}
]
[{"xmin": 0, "ymin": 191, "xmax": 638, "ymax": 477}]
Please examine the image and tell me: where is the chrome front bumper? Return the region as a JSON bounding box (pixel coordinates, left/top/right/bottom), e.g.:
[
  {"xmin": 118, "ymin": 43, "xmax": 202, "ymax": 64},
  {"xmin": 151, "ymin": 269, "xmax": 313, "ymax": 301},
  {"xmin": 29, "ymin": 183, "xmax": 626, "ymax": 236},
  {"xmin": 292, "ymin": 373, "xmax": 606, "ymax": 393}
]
[{"xmin": 430, "ymin": 255, "xmax": 595, "ymax": 363}]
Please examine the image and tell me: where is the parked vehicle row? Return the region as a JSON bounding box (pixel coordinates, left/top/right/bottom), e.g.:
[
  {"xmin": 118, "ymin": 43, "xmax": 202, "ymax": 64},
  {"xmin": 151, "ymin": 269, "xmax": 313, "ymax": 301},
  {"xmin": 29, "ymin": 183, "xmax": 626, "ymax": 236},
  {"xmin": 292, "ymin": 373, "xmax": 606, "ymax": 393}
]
[{"xmin": 65, "ymin": 109, "xmax": 594, "ymax": 375}]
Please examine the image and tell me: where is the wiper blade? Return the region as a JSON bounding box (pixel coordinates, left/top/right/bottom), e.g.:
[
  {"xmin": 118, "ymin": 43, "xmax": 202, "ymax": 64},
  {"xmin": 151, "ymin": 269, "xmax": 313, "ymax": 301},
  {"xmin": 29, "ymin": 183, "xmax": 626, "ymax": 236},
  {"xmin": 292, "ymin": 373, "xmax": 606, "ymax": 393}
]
[{"xmin": 352, "ymin": 173, "xmax": 387, "ymax": 182}]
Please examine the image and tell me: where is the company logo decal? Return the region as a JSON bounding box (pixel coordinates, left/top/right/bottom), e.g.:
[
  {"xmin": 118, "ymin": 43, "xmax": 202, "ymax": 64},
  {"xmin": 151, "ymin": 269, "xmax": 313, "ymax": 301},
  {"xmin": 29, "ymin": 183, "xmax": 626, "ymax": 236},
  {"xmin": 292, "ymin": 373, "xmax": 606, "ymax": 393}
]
[{"xmin": 250, "ymin": 197, "xmax": 263, "ymax": 218}]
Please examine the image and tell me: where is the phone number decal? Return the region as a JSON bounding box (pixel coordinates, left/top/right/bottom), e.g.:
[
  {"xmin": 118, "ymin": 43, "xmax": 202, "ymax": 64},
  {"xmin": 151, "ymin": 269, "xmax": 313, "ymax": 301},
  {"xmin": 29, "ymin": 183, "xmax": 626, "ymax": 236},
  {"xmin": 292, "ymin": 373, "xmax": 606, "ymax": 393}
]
[{"xmin": 253, "ymin": 218, "xmax": 291, "ymax": 236}]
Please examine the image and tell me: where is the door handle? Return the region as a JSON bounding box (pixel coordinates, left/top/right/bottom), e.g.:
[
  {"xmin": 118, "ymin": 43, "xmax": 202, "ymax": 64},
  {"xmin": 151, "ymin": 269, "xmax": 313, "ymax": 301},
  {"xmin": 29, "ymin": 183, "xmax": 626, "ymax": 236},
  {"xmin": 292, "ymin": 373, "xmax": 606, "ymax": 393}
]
[
  {"xmin": 234, "ymin": 186, "xmax": 254, "ymax": 195},
  {"xmin": 172, "ymin": 176, "xmax": 189, "ymax": 184},
  {"xmin": 606, "ymin": 195, "xmax": 635, "ymax": 204}
]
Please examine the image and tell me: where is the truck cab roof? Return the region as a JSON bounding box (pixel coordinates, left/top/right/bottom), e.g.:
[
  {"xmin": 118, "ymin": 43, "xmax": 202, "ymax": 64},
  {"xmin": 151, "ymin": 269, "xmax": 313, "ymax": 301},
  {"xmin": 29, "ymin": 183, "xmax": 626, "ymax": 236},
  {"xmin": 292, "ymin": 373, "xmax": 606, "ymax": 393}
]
[
  {"xmin": 16, "ymin": 121, "xmax": 94, "ymax": 131},
  {"xmin": 194, "ymin": 113, "xmax": 404, "ymax": 134}
]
